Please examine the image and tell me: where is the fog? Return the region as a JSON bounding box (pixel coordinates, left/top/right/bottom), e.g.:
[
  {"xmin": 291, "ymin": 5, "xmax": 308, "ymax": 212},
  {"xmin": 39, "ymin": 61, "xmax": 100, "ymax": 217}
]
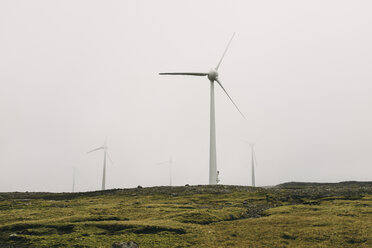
[{"xmin": 1, "ymin": 0, "xmax": 371, "ymax": 192}]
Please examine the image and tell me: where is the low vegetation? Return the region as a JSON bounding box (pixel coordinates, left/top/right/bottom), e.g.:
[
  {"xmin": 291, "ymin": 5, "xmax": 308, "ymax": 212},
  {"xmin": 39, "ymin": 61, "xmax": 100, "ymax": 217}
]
[{"xmin": 0, "ymin": 182, "xmax": 371, "ymax": 247}]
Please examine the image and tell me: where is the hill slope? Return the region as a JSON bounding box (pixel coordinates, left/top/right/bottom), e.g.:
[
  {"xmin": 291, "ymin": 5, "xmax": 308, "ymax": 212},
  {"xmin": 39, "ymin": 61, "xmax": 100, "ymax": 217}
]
[{"xmin": 1, "ymin": 182, "xmax": 371, "ymax": 247}]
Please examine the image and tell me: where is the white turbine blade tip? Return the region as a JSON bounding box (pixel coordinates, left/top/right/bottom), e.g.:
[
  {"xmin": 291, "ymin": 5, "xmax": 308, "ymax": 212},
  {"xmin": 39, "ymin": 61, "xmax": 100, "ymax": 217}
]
[
  {"xmin": 107, "ymin": 152, "xmax": 114, "ymax": 165},
  {"xmin": 215, "ymin": 33, "xmax": 236, "ymax": 71},
  {"xmin": 215, "ymin": 79, "xmax": 245, "ymax": 119},
  {"xmin": 87, "ymin": 146, "xmax": 104, "ymax": 154}
]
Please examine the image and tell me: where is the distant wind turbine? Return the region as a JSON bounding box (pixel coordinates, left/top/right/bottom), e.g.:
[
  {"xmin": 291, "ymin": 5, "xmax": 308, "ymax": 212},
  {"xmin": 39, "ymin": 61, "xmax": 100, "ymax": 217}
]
[
  {"xmin": 159, "ymin": 33, "xmax": 245, "ymax": 185},
  {"xmin": 250, "ymin": 143, "xmax": 258, "ymax": 187},
  {"xmin": 239, "ymin": 139, "xmax": 258, "ymax": 187},
  {"xmin": 156, "ymin": 157, "xmax": 173, "ymax": 186},
  {"xmin": 87, "ymin": 139, "xmax": 113, "ymax": 190}
]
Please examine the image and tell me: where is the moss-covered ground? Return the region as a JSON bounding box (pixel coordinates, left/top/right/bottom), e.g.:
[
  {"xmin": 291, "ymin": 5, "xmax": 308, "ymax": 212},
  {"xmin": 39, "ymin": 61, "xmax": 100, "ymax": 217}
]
[{"xmin": 0, "ymin": 182, "xmax": 371, "ymax": 247}]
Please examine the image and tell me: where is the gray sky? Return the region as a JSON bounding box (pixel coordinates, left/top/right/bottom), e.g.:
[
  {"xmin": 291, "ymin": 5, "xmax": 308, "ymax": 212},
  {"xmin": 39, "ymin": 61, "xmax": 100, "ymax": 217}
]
[{"xmin": 1, "ymin": 0, "xmax": 371, "ymax": 192}]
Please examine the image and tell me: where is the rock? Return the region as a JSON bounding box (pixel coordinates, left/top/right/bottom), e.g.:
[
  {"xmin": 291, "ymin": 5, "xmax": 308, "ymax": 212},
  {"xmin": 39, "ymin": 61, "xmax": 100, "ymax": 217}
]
[
  {"xmin": 137, "ymin": 185, "xmax": 142, "ymax": 189},
  {"xmin": 112, "ymin": 241, "xmax": 139, "ymax": 248},
  {"xmin": 9, "ymin": 233, "xmax": 26, "ymax": 241},
  {"xmin": 9, "ymin": 233, "xmax": 18, "ymax": 238}
]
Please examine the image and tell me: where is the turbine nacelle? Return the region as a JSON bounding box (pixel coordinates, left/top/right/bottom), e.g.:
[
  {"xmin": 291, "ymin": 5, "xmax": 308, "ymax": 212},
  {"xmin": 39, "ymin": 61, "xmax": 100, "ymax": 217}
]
[{"xmin": 207, "ymin": 69, "xmax": 219, "ymax": 81}]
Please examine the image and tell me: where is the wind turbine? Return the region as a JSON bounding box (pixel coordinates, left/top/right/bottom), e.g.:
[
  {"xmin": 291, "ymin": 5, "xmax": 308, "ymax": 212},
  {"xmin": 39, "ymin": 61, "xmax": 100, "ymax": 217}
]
[
  {"xmin": 87, "ymin": 139, "xmax": 113, "ymax": 190},
  {"xmin": 159, "ymin": 33, "xmax": 245, "ymax": 185},
  {"xmin": 156, "ymin": 157, "xmax": 173, "ymax": 186},
  {"xmin": 240, "ymin": 139, "xmax": 258, "ymax": 187},
  {"xmin": 250, "ymin": 143, "xmax": 258, "ymax": 187}
]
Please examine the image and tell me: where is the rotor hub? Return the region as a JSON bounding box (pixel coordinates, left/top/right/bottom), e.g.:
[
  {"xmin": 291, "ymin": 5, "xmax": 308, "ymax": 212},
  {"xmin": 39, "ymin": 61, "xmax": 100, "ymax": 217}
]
[{"xmin": 208, "ymin": 69, "xmax": 218, "ymax": 81}]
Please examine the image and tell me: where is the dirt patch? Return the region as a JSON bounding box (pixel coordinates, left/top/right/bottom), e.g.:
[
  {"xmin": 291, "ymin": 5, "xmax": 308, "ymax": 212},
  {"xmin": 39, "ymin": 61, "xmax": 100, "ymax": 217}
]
[
  {"xmin": 94, "ymin": 223, "xmax": 186, "ymax": 235},
  {"xmin": 346, "ymin": 237, "xmax": 368, "ymax": 244},
  {"xmin": 19, "ymin": 228, "xmax": 56, "ymax": 236},
  {"xmin": 242, "ymin": 204, "xmax": 272, "ymax": 218},
  {"xmin": 71, "ymin": 216, "xmax": 122, "ymax": 222},
  {"xmin": 94, "ymin": 224, "xmax": 134, "ymax": 233},
  {"xmin": 176, "ymin": 212, "xmax": 220, "ymax": 225},
  {"xmin": 0, "ymin": 224, "xmax": 43, "ymax": 232},
  {"xmin": 0, "ymin": 224, "xmax": 74, "ymax": 236},
  {"xmin": 281, "ymin": 232, "xmax": 297, "ymax": 240},
  {"xmin": 51, "ymin": 225, "xmax": 74, "ymax": 234}
]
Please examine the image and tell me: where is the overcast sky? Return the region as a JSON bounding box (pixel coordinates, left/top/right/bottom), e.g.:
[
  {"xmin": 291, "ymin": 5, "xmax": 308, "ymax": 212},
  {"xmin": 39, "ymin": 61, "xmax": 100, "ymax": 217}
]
[{"xmin": 1, "ymin": 0, "xmax": 371, "ymax": 192}]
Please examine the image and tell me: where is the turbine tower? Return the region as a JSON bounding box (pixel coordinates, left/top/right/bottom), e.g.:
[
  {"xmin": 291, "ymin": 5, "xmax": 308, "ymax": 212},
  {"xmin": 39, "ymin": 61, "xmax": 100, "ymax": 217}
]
[
  {"xmin": 87, "ymin": 139, "xmax": 113, "ymax": 190},
  {"xmin": 250, "ymin": 143, "xmax": 258, "ymax": 187},
  {"xmin": 159, "ymin": 33, "xmax": 245, "ymax": 185},
  {"xmin": 239, "ymin": 139, "xmax": 258, "ymax": 187},
  {"xmin": 157, "ymin": 157, "xmax": 173, "ymax": 186}
]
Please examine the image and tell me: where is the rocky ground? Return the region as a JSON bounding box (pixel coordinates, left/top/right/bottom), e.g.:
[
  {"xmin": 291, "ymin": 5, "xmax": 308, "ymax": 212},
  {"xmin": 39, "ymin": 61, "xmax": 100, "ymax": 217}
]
[{"xmin": 0, "ymin": 181, "xmax": 371, "ymax": 247}]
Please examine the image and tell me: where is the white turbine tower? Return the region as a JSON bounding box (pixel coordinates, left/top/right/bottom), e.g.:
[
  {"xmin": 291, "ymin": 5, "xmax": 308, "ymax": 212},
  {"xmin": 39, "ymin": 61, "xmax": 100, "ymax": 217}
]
[
  {"xmin": 87, "ymin": 139, "xmax": 113, "ymax": 190},
  {"xmin": 156, "ymin": 157, "xmax": 173, "ymax": 186},
  {"xmin": 240, "ymin": 139, "xmax": 258, "ymax": 187},
  {"xmin": 159, "ymin": 33, "xmax": 245, "ymax": 185},
  {"xmin": 250, "ymin": 143, "xmax": 258, "ymax": 187}
]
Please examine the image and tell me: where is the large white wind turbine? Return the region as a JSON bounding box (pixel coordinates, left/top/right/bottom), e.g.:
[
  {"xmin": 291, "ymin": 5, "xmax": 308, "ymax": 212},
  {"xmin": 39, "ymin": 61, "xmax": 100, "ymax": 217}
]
[
  {"xmin": 159, "ymin": 33, "xmax": 245, "ymax": 185},
  {"xmin": 156, "ymin": 157, "xmax": 173, "ymax": 186},
  {"xmin": 87, "ymin": 139, "xmax": 113, "ymax": 190}
]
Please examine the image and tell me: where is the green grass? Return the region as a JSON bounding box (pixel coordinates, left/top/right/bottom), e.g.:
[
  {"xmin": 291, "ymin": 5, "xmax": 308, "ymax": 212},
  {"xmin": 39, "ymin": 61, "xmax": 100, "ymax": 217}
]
[{"xmin": 0, "ymin": 183, "xmax": 371, "ymax": 247}]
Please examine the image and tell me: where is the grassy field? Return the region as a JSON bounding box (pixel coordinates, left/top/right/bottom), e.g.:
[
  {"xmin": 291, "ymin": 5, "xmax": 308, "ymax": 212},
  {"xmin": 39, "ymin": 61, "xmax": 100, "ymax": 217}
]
[{"xmin": 0, "ymin": 182, "xmax": 371, "ymax": 247}]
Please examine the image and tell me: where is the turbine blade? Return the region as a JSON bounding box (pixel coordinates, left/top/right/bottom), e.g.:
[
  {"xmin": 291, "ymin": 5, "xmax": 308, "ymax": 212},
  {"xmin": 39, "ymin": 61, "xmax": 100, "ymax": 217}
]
[
  {"xmin": 215, "ymin": 78, "xmax": 245, "ymax": 118},
  {"xmin": 87, "ymin": 146, "xmax": 104, "ymax": 154},
  {"xmin": 106, "ymin": 151, "xmax": 114, "ymax": 165},
  {"xmin": 159, "ymin": 72, "xmax": 208, "ymax": 76},
  {"xmin": 156, "ymin": 160, "xmax": 171, "ymax": 165},
  {"xmin": 215, "ymin": 32, "xmax": 235, "ymax": 71}
]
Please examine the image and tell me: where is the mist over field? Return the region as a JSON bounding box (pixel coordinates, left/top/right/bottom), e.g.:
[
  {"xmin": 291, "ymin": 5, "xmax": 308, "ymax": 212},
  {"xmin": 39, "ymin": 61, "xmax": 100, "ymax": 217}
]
[
  {"xmin": 1, "ymin": 1, "xmax": 372, "ymax": 192},
  {"xmin": 1, "ymin": 2, "xmax": 372, "ymax": 247}
]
